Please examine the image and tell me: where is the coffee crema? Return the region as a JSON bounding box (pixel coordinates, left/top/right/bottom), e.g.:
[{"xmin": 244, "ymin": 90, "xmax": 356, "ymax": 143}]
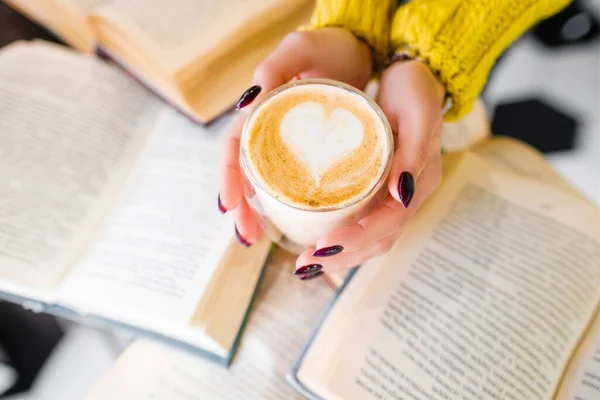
[{"xmin": 244, "ymin": 84, "xmax": 388, "ymax": 209}]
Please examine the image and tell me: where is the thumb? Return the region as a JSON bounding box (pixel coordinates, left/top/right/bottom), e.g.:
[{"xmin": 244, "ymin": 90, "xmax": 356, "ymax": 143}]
[
  {"xmin": 236, "ymin": 32, "xmax": 311, "ymax": 111},
  {"xmin": 377, "ymin": 61, "xmax": 445, "ymax": 209},
  {"xmin": 385, "ymin": 104, "xmax": 443, "ymax": 209}
]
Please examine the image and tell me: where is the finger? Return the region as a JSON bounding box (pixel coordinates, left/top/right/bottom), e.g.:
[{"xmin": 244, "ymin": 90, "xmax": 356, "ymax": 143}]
[
  {"xmin": 386, "ymin": 103, "xmax": 442, "ymax": 207},
  {"xmin": 253, "ymin": 32, "xmax": 312, "ymax": 92},
  {"xmin": 218, "ymin": 115, "xmax": 246, "ymax": 212},
  {"xmin": 298, "ymin": 150, "xmax": 441, "ymax": 275},
  {"xmin": 235, "ymin": 33, "xmax": 312, "ymax": 113},
  {"xmin": 240, "ymin": 168, "xmax": 255, "ymax": 198},
  {"xmin": 387, "ymin": 126, "xmax": 442, "ymax": 218},
  {"xmin": 313, "ymin": 196, "xmax": 404, "ymax": 254},
  {"xmin": 296, "ymin": 235, "xmax": 398, "ymax": 273},
  {"xmin": 377, "ymin": 63, "xmax": 444, "ymax": 207},
  {"xmin": 234, "ymin": 197, "xmax": 262, "ymax": 245},
  {"xmin": 313, "ymin": 130, "xmax": 443, "ymax": 255}
]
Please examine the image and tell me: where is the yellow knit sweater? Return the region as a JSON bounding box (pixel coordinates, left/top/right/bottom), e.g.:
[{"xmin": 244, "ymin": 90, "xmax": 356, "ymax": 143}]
[{"xmin": 310, "ymin": 0, "xmax": 571, "ymax": 120}]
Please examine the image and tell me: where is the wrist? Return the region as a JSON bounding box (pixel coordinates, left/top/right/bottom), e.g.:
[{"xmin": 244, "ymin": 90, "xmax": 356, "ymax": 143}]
[
  {"xmin": 301, "ymin": 0, "xmax": 395, "ymax": 73},
  {"xmin": 310, "ymin": 27, "xmax": 375, "ymax": 83},
  {"xmin": 351, "ymin": 30, "xmax": 375, "ymax": 77},
  {"xmin": 386, "ymin": 53, "xmax": 449, "ymax": 114}
]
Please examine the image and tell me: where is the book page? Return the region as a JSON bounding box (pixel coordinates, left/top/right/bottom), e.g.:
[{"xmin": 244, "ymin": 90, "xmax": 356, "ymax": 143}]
[
  {"xmin": 85, "ymin": 248, "xmax": 331, "ymax": 400},
  {"xmin": 75, "ymin": 0, "xmax": 114, "ymax": 12},
  {"xmin": 56, "ymin": 109, "xmax": 237, "ymax": 344},
  {"xmin": 556, "ymin": 311, "xmax": 600, "ymax": 399},
  {"xmin": 93, "ymin": 0, "xmax": 310, "ymax": 69},
  {"xmin": 297, "ymin": 153, "xmax": 600, "ymax": 400},
  {"xmin": 0, "ymin": 41, "xmax": 159, "ymax": 298},
  {"xmin": 474, "ymin": 137, "xmax": 584, "ymax": 199}
]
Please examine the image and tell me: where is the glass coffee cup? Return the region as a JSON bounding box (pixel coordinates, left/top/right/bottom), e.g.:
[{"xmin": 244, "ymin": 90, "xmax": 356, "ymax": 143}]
[{"xmin": 240, "ymin": 79, "xmax": 393, "ymax": 254}]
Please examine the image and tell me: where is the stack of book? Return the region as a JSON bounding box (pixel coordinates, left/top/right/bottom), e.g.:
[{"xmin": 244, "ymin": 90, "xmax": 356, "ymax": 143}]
[
  {"xmin": 0, "ymin": 0, "xmax": 313, "ymax": 365},
  {"xmin": 3, "ymin": 0, "xmax": 313, "ymax": 122}
]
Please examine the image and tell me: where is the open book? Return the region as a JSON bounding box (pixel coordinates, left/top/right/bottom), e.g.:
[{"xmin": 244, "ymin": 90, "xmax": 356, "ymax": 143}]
[
  {"xmin": 0, "ymin": 40, "xmax": 272, "ymax": 364},
  {"xmin": 2, "ymin": 0, "xmax": 314, "ymax": 122},
  {"xmin": 86, "ymin": 247, "xmax": 332, "ymax": 400},
  {"xmin": 290, "ymin": 150, "xmax": 600, "ymax": 399},
  {"xmin": 86, "ymin": 138, "xmax": 600, "ymax": 399}
]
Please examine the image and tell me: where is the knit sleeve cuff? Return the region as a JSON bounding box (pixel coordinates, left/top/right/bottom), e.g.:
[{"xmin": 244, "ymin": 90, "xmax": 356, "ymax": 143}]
[
  {"xmin": 302, "ymin": 0, "xmax": 395, "ymax": 71},
  {"xmin": 391, "ymin": 0, "xmax": 571, "ymax": 121}
]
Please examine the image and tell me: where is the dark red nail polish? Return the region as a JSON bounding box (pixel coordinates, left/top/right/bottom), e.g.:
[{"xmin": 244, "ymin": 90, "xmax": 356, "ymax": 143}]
[
  {"xmin": 235, "ymin": 225, "xmax": 251, "ymax": 247},
  {"xmin": 294, "ymin": 264, "xmax": 323, "ymax": 276},
  {"xmin": 235, "ymin": 85, "xmax": 261, "ymax": 110},
  {"xmin": 300, "ymin": 271, "xmax": 324, "ymax": 281},
  {"xmin": 312, "ymin": 245, "xmax": 344, "ymax": 257},
  {"xmin": 218, "ymin": 194, "xmax": 227, "ymax": 214},
  {"xmin": 398, "ymin": 171, "xmax": 415, "ymax": 209}
]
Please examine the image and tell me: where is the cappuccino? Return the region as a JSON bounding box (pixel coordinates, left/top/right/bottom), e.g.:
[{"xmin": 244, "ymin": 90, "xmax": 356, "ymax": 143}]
[{"xmin": 241, "ymin": 79, "xmax": 392, "ymax": 252}]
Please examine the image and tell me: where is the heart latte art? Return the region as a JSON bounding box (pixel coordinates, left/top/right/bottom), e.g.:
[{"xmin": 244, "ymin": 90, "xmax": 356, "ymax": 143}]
[
  {"xmin": 244, "ymin": 84, "xmax": 388, "ymax": 208},
  {"xmin": 280, "ymin": 103, "xmax": 364, "ymax": 184}
]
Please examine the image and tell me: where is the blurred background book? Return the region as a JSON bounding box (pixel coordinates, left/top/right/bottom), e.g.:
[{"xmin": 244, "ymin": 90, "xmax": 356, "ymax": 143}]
[{"xmin": 2, "ymin": 0, "xmax": 314, "ymax": 122}]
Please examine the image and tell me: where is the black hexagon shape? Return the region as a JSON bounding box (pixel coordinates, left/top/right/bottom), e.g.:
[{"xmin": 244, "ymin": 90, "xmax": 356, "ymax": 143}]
[
  {"xmin": 492, "ymin": 98, "xmax": 579, "ymax": 154},
  {"xmin": 532, "ymin": 0, "xmax": 600, "ymax": 48}
]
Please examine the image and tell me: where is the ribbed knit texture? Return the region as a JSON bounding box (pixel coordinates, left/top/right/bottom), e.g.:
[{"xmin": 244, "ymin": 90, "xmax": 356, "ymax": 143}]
[
  {"xmin": 304, "ymin": 0, "xmax": 395, "ymax": 70},
  {"xmin": 391, "ymin": 0, "xmax": 572, "ymax": 120}
]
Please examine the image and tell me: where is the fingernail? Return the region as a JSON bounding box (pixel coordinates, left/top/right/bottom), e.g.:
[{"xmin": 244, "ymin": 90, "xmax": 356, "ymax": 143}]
[
  {"xmin": 235, "ymin": 225, "xmax": 251, "ymax": 247},
  {"xmin": 312, "ymin": 245, "xmax": 344, "ymax": 257},
  {"xmin": 294, "ymin": 264, "xmax": 323, "ymax": 276},
  {"xmin": 235, "ymin": 85, "xmax": 261, "ymax": 110},
  {"xmin": 398, "ymin": 171, "xmax": 415, "ymax": 209},
  {"xmin": 300, "ymin": 271, "xmax": 324, "ymax": 281},
  {"xmin": 218, "ymin": 194, "xmax": 227, "ymax": 214}
]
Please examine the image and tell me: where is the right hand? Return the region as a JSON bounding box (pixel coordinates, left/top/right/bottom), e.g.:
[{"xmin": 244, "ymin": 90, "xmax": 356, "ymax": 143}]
[{"xmin": 219, "ymin": 28, "xmax": 374, "ymax": 245}]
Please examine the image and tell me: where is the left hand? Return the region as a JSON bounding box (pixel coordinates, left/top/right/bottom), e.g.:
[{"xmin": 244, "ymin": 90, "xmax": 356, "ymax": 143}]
[{"xmin": 295, "ymin": 60, "xmax": 446, "ymax": 274}]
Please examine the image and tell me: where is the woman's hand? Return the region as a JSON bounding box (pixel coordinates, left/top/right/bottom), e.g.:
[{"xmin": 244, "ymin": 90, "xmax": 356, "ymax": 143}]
[
  {"xmin": 295, "ymin": 60, "xmax": 446, "ymax": 275},
  {"xmin": 219, "ymin": 28, "xmax": 374, "ymax": 245}
]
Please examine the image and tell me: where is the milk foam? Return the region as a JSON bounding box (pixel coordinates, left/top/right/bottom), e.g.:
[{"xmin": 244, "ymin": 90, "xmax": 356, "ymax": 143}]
[
  {"xmin": 280, "ymin": 102, "xmax": 364, "ymax": 185},
  {"xmin": 244, "ymin": 83, "xmax": 389, "ymax": 210}
]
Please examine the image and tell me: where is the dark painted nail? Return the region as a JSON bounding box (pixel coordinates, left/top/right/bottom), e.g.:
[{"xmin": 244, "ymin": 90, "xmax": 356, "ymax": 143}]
[
  {"xmin": 218, "ymin": 194, "xmax": 227, "ymax": 214},
  {"xmin": 300, "ymin": 271, "xmax": 324, "ymax": 281},
  {"xmin": 235, "ymin": 85, "xmax": 261, "ymax": 110},
  {"xmin": 235, "ymin": 225, "xmax": 251, "ymax": 247},
  {"xmin": 312, "ymin": 245, "xmax": 344, "ymax": 257},
  {"xmin": 294, "ymin": 264, "xmax": 323, "ymax": 276},
  {"xmin": 398, "ymin": 171, "xmax": 415, "ymax": 209}
]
